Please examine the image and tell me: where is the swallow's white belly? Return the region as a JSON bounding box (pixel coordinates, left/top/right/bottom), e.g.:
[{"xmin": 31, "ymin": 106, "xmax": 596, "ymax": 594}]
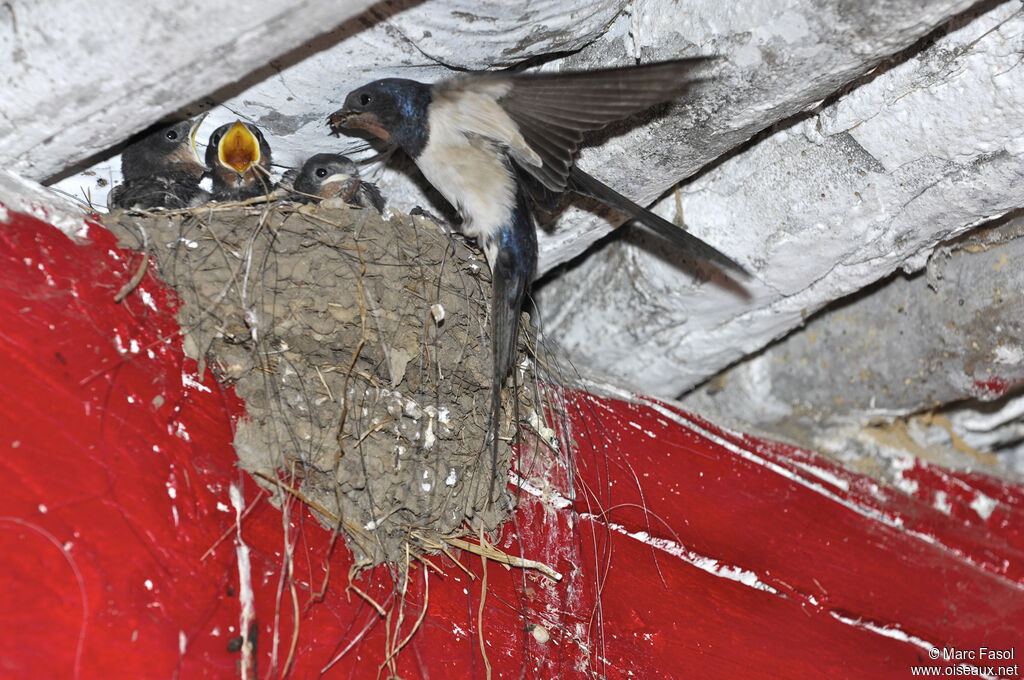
[{"xmin": 418, "ymin": 102, "xmax": 517, "ymax": 251}]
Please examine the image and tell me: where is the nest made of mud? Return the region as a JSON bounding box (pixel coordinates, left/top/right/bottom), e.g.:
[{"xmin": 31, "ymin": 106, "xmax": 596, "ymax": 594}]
[{"xmin": 104, "ymin": 200, "xmax": 534, "ymax": 567}]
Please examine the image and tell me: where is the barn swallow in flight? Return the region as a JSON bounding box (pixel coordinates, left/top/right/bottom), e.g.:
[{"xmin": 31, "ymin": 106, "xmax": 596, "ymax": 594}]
[
  {"xmin": 108, "ymin": 116, "xmax": 209, "ymax": 210},
  {"xmin": 329, "ymin": 58, "xmax": 744, "ymax": 498},
  {"xmin": 206, "ymin": 120, "xmax": 274, "ymax": 201},
  {"xmin": 284, "ymin": 153, "xmax": 385, "ymax": 211}
]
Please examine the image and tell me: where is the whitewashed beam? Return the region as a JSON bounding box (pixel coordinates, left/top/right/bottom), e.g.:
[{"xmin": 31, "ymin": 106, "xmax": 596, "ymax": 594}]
[
  {"xmin": 0, "ymin": 170, "xmax": 91, "ymax": 238},
  {"xmin": 541, "ymin": 1, "xmax": 1024, "ymax": 397},
  {"xmin": 50, "ymin": 0, "xmax": 630, "ymax": 203},
  {"xmin": 681, "ymin": 216, "xmax": 1024, "ymax": 429},
  {"xmin": 0, "ymin": 0, "xmax": 376, "ymax": 181},
  {"xmin": 534, "ymin": 0, "xmax": 983, "ymax": 272},
  {"xmin": 382, "ymin": 0, "xmax": 625, "ymax": 69},
  {"xmin": 55, "ymin": 0, "xmax": 977, "ymax": 257}
]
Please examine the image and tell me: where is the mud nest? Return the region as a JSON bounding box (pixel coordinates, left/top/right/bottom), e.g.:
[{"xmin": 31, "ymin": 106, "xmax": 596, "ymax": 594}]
[{"xmin": 104, "ymin": 200, "xmax": 536, "ymax": 567}]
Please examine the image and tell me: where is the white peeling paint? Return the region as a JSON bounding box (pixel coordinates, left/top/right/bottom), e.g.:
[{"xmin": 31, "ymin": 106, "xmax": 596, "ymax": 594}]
[
  {"xmin": 230, "ymin": 482, "xmax": 255, "ymax": 678},
  {"xmin": 139, "ymin": 289, "xmax": 158, "ymax": 312},
  {"xmin": 590, "ymin": 516, "xmax": 778, "ymax": 595},
  {"xmin": 890, "ymin": 453, "xmax": 920, "ymax": 497},
  {"xmin": 993, "ymin": 344, "xmax": 1024, "ymax": 365},
  {"xmin": 969, "ymin": 492, "xmax": 997, "ymax": 521},
  {"xmin": 508, "ymin": 471, "xmax": 573, "ymax": 510},
  {"xmin": 528, "ymin": 410, "xmax": 560, "ymax": 450},
  {"xmin": 788, "ymin": 460, "xmax": 851, "ymax": 492},
  {"xmin": 173, "ymin": 421, "xmax": 191, "ymax": 442},
  {"xmin": 829, "ymin": 612, "xmax": 934, "ymax": 654},
  {"xmin": 182, "ymin": 373, "xmax": 212, "ymax": 393}
]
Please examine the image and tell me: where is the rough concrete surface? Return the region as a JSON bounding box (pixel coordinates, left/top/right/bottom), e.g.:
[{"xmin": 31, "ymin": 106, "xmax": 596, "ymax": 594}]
[
  {"xmin": 53, "ymin": 0, "xmax": 976, "ymax": 274},
  {"xmin": 680, "ymin": 215, "xmax": 1024, "ymax": 467},
  {"xmin": 542, "ymin": 1, "xmax": 1024, "ymax": 398},
  {"xmin": 0, "ymin": 0, "xmax": 376, "ymax": 181}
]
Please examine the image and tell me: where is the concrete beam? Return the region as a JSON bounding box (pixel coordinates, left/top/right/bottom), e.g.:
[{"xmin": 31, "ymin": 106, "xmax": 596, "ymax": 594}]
[
  {"xmin": 53, "ymin": 0, "xmax": 977, "ymax": 272},
  {"xmin": 541, "ymin": 1, "xmax": 1024, "ymax": 398},
  {"xmin": 534, "ymin": 0, "xmax": 982, "ymax": 272},
  {"xmin": 681, "ymin": 216, "xmax": 1024, "ymax": 431},
  {"xmin": 0, "ymin": 0, "xmax": 375, "ymax": 181},
  {"xmin": 48, "ymin": 0, "xmax": 628, "ymax": 204}
]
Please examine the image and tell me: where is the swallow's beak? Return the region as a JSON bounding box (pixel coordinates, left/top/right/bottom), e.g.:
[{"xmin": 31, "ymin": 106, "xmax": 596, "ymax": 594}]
[
  {"xmin": 218, "ymin": 120, "xmax": 261, "ymax": 174},
  {"xmin": 328, "ymin": 110, "xmax": 390, "ymax": 142},
  {"xmin": 188, "ymin": 112, "xmax": 208, "ymax": 166},
  {"xmin": 327, "ymin": 109, "xmax": 351, "ymax": 131}
]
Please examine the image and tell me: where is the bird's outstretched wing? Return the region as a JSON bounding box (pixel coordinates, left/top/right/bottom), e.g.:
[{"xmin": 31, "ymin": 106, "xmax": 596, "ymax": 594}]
[
  {"xmin": 440, "ymin": 59, "xmax": 744, "ymax": 273},
  {"xmin": 498, "ymin": 58, "xmax": 714, "ymax": 194},
  {"xmin": 438, "ymin": 58, "xmax": 714, "ymax": 195}
]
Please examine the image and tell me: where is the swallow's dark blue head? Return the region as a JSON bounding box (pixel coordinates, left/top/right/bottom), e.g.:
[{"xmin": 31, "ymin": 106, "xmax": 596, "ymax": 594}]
[{"xmin": 329, "ymin": 78, "xmax": 432, "ymax": 157}]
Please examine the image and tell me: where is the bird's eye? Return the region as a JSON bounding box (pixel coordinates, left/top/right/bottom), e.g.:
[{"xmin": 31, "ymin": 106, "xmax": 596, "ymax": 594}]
[
  {"xmin": 166, "ymin": 129, "xmax": 179, "ymax": 141},
  {"xmin": 315, "ymin": 168, "xmax": 328, "ymax": 178},
  {"xmin": 360, "ymin": 93, "xmax": 372, "ymax": 107}
]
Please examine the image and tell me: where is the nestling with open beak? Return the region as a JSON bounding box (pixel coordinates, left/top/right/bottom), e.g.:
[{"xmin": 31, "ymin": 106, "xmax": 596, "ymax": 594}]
[
  {"xmin": 108, "ymin": 115, "xmax": 209, "ymax": 210},
  {"xmin": 285, "ymin": 153, "xmax": 385, "ymax": 211},
  {"xmin": 329, "ymin": 57, "xmax": 745, "ymax": 500},
  {"xmin": 206, "ymin": 120, "xmax": 274, "ymax": 201}
]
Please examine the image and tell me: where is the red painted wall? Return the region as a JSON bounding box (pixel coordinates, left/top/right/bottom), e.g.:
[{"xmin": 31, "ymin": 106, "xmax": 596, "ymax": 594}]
[{"xmin": 1, "ymin": 208, "xmax": 1021, "ymax": 678}]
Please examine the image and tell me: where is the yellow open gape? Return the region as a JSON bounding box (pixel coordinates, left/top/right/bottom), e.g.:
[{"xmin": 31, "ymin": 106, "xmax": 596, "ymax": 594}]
[{"xmin": 218, "ymin": 120, "xmax": 260, "ymax": 174}]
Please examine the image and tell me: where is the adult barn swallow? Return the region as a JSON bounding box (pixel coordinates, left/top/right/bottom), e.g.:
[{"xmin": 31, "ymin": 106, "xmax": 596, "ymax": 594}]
[
  {"xmin": 287, "ymin": 153, "xmax": 385, "ymax": 210},
  {"xmin": 329, "ymin": 59, "xmax": 742, "ymax": 496},
  {"xmin": 108, "ymin": 116, "xmax": 208, "ymax": 210},
  {"xmin": 206, "ymin": 120, "xmax": 274, "ymax": 201}
]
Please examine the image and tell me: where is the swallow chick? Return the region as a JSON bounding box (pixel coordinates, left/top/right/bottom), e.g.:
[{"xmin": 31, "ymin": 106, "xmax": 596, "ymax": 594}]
[
  {"xmin": 329, "ymin": 58, "xmax": 744, "ymax": 499},
  {"xmin": 108, "ymin": 116, "xmax": 208, "ymax": 210},
  {"xmin": 285, "ymin": 153, "xmax": 385, "ymax": 211},
  {"xmin": 206, "ymin": 120, "xmax": 274, "ymax": 201}
]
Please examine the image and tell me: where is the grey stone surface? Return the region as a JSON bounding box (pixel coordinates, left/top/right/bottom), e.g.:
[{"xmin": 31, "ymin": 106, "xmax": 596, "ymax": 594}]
[
  {"xmin": 680, "ymin": 215, "xmax": 1024, "ymax": 431},
  {"xmin": 541, "ymin": 1, "xmax": 1024, "ymax": 398},
  {"xmin": 0, "ymin": 0, "xmax": 375, "ymax": 181},
  {"xmin": 52, "ymin": 0, "xmax": 977, "ymax": 275},
  {"xmin": 534, "ymin": 0, "xmax": 984, "ymax": 272}
]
